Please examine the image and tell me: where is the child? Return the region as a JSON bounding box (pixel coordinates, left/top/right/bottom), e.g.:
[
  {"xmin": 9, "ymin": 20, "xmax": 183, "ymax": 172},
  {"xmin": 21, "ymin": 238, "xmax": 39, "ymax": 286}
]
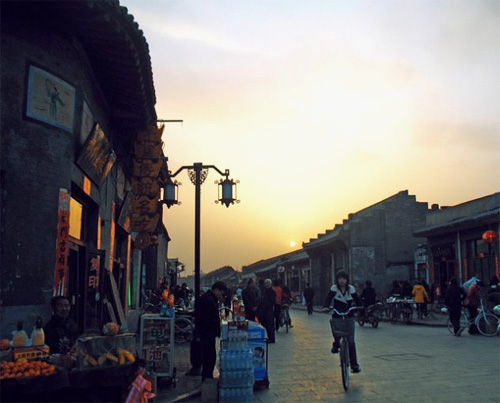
[{"xmin": 125, "ymin": 359, "xmax": 155, "ymax": 403}]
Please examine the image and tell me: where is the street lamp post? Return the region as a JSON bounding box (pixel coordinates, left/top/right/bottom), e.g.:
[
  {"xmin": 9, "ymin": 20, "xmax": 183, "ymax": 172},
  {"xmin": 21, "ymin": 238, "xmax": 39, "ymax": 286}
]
[{"xmin": 163, "ymin": 163, "xmax": 239, "ymax": 300}]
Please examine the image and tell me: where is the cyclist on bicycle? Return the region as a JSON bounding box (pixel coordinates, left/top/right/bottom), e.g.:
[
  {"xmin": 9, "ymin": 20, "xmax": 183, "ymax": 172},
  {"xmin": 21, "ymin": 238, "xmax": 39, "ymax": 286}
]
[
  {"xmin": 281, "ymin": 284, "xmax": 294, "ymax": 328},
  {"xmin": 322, "ymin": 270, "xmax": 362, "ymax": 373}
]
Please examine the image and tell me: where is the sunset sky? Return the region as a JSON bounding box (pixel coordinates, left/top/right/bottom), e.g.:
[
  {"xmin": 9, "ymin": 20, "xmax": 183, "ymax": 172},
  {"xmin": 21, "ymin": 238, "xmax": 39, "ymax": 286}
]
[{"xmin": 122, "ymin": 0, "xmax": 500, "ymax": 275}]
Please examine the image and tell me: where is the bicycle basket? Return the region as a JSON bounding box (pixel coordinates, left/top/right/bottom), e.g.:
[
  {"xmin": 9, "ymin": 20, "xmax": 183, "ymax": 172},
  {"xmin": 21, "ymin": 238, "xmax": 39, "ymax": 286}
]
[{"xmin": 329, "ymin": 318, "xmax": 350, "ymax": 338}]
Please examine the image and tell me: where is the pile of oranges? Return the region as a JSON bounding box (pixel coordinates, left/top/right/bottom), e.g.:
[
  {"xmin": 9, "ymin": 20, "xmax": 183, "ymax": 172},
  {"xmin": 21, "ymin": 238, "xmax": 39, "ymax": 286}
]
[{"xmin": 0, "ymin": 359, "xmax": 56, "ymax": 380}]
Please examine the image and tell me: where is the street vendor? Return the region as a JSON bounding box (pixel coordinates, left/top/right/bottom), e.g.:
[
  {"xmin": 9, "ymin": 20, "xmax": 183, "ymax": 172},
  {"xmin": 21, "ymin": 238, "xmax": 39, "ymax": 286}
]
[{"xmin": 44, "ymin": 296, "xmax": 79, "ymax": 355}]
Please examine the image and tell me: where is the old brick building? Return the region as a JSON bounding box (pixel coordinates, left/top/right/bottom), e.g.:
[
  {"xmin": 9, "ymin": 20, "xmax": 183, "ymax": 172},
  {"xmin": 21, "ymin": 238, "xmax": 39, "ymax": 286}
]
[
  {"xmin": 303, "ymin": 190, "xmax": 429, "ymax": 304},
  {"xmin": 1, "ymin": 1, "xmax": 166, "ymax": 337}
]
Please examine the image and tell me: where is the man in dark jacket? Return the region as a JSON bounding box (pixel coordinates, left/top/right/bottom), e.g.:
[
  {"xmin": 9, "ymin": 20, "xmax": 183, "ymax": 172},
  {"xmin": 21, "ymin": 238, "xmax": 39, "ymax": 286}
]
[
  {"xmin": 44, "ymin": 296, "xmax": 79, "ymax": 354},
  {"xmin": 444, "ymin": 277, "xmax": 466, "ymax": 336},
  {"xmin": 303, "ymin": 283, "xmax": 315, "ymax": 315},
  {"xmin": 192, "ymin": 281, "xmax": 227, "ymax": 380},
  {"xmin": 242, "ymin": 278, "xmax": 259, "ymax": 321},
  {"xmin": 257, "ymin": 279, "xmax": 276, "ymax": 343}
]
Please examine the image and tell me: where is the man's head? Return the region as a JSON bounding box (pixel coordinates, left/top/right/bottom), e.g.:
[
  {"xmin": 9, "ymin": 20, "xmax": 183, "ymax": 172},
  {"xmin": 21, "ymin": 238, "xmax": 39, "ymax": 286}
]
[
  {"xmin": 51, "ymin": 296, "xmax": 71, "ymax": 319},
  {"xmin": 264, "ymin": 279, "xmax": 272, "ymax": 288},
  {"xmin": 211, "ymin": 281, "xmax": 228, "ymax": 300},
  {"xmin": 247, "ymin": 278, "xmax": 255, "ymax": 287}
]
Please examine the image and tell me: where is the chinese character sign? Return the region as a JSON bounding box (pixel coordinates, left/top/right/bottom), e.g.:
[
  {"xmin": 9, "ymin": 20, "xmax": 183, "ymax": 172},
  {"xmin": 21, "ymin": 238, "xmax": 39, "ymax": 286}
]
[{"xmin": 54, "ymin": 189, "xmax": 70, "ymax": 296}]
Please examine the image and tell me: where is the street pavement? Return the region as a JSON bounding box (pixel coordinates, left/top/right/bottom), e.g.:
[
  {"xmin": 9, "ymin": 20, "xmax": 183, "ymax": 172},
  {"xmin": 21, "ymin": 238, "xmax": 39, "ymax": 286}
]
[{"xmin": 156, "ymin": 305, "xmax": 499, "ymax": 402}]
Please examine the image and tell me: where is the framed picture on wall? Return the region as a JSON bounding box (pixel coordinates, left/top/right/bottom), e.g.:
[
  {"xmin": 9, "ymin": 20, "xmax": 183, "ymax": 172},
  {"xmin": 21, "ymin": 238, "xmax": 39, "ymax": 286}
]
[
  {"xmin": 80, "ymin": 99, "xmax": 95, "ymax": 145},
  {"xmin": 25, "ymin": 65, "xmax": 76, "ymax": 133}
]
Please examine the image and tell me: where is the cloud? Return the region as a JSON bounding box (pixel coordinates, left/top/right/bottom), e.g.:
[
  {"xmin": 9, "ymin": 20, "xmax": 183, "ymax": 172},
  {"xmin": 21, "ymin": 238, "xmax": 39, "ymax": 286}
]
[{"xmin": 412, "ymin": 120, "xmax": 500, "ymax": 152}]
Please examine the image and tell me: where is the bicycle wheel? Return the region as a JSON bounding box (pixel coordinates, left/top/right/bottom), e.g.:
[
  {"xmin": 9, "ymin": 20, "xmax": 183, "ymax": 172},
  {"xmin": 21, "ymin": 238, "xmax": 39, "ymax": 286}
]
[
  {"xmin": 340, "ymin": 338, "xmax": 350, "ymax": 391},
  {"xmin": 371, "ymin": 317, "xmax": 379, "ymax": 328},
  {"xmin": 174, "ymin": 317, "xmax": 194, "ymax": 343},
  {"xmin": 476, "ymin": 313, "xmax": 499, "ymax": 337}
]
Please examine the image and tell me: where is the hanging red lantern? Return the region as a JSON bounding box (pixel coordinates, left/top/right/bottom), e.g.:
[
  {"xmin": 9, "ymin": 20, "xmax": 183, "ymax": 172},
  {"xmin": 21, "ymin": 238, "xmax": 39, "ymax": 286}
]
[{"xmin": 482, "ymin": 230, "xmax": 499, "ymax": 244}]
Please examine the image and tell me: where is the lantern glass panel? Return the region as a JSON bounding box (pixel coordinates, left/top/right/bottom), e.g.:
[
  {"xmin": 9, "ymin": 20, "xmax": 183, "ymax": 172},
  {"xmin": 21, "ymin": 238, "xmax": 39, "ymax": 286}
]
[
  {"xmin": 222, "ymin": 181, "xmax": 233, "ymax": 200},
  {"xmin": 165, "ymin": 183, "xmax": 177, "ymax": 203}
]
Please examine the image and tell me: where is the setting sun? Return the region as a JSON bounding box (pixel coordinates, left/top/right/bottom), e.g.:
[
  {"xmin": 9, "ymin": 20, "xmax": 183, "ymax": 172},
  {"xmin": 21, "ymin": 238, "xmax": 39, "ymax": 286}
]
[{"xmin": 289, "ymin": 241, "xmax": 296, "ymax": 248}]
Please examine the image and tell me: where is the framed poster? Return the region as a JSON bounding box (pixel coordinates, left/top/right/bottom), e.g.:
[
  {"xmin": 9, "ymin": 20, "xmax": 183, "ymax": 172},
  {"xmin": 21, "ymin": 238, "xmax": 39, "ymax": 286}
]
[
  {"xmin": 26, "ymin": 65, "xmax": 76, "ymax": 133},
  {"xmin": 80, "ymin": 99, "xmax": 95, "ymax": 145},
  {"xmin": 76, "ymin": 123, "xmax": 116, "ymax": 185}
]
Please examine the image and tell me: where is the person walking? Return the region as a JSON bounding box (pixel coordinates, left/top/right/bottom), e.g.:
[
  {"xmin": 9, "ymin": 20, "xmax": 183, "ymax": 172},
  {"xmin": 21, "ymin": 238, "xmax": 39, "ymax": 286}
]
[
  {"xmin": 322, "ymin": 270, "xmax": 363, "ymax": 374},
  {"xmin": 186, "ymin": 281, "xmax": 227, "ymax": 380},
  {"xmin": 467, "ymin": 280, "xmax": 482, "ymax": 335},
  {"xmin": 272, "ymin": 279, "xmax": 283, "ymax": 332},
  {"xmin": 303, "ymin": 283, "xmax": 315, "ymax": 315},
  {"xmin": 412, "ymin": 280, "xmax": 429, "ymax": 320},
  {"xmin": 444, "ymin": 277, "xmax": 467, "ymax": 336},
  {"xmin": 258, "ymin": 279, "xmax": 276, "ymax": 343},
  {"xmin": 242, "ymin": 278, "xmax": 259, "ymax": 321},
  {"xmin": 360, "ymin": 280, "xmax": 377, "ymax": 307}
]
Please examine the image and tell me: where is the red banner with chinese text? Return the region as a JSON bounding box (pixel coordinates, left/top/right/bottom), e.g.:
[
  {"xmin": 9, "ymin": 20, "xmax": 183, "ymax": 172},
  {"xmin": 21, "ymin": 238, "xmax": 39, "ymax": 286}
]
[{"xmin": 54, "ymin": 189, "xmax": 70, "ymax": 296}]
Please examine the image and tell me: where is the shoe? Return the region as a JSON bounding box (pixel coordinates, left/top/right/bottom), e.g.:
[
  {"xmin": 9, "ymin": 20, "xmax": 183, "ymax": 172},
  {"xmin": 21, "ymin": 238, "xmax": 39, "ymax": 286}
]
[
  {"xmin": 289, "ymin": 324, "xmax": 294, "ymax": 328},
  {"xmin": 351, "ymin": 366, "xmax": 361, "ymax": 374},
  {"xmin": 268, "ymin": 340, "xmax": 275, "ymax": 343},
  {"xmin": 457, "ymin": 327, "xmax": 464, "ymax": 337},
  {"xmin": 331, "ymin": 345, "xmax": 339, "ymax": 354},
  {"xmin": 185, "ymin": 368, "xmax": 202, "ymax": 376}
]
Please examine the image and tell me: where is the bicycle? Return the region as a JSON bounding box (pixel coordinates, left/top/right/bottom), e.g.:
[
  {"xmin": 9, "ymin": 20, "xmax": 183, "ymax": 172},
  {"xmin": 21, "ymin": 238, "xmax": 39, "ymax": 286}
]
[
  {"xmin": 444, "ymin": 306, "xmax": 469, "ymax": 334},
  {"xmin": 387, "ymin": 297, "xmax": 413, "ymax": 325},
  {"xmin": 329, "ymin": 306, "xmax": 359, "ymax": 391},
  {"xmin": 143, "ymin": 292, "xmax": 195, "ymax": 344},
  {"xmin": 174, "ymin": 309, "xmax": 195, "ymax": 343},
  {"xmin": 279, "ymin": 303, "xmax": 291, "ymax": 333},
  {"xmin": 475, "ymin": 298, "xmax": 499, "ymax": 337}
]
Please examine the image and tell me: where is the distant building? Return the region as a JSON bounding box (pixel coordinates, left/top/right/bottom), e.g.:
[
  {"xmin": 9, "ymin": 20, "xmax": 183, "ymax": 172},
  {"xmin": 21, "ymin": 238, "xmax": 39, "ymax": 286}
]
[
  {"xmin": 303, "ymin": 190, "xmax": 428, "ymax": 303},
  {"xmin": 414, "ymin": 192, "xmax": 499, "ymax": 298},
  {"xmin": 241, "ymin": 250, "xmax": 310, "ymax": 294}
]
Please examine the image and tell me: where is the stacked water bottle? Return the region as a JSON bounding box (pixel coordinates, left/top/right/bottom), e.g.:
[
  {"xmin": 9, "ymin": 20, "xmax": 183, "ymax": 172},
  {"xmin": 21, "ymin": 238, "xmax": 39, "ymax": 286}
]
[{"xmin": 219, "ymin": 314, "xmax": 254, "ymax": 402}]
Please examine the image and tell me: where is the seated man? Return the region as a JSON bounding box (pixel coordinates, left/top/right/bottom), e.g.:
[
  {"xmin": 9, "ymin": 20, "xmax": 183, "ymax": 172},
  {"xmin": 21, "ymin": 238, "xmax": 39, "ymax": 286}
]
[{"xmin": 44, "ymin": 296, "xmax": 79, "ymax": 355}]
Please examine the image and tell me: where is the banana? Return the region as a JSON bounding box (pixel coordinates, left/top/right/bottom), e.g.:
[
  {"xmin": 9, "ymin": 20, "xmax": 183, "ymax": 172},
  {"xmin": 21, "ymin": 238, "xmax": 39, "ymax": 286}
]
[
  {"xmin": 105, "ymin": 353, "xmax": 119, "ymax": 363},
  {"xmin": 118, "ymin": 348, "xmax": 136, "ymax": 363},
  {"xmin": 97, "ymin": 354, "xmax": 108, "ymax": 366},
  {"xmin": 84, "ymin": 354, "xmax": 98, "ymax": 366}
]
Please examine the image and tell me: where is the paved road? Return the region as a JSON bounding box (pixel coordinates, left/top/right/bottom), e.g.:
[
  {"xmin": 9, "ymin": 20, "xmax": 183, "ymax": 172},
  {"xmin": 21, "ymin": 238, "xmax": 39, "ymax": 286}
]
[
  {"xmin": 252, "ymin": 309, "xmax": 499, "ymax": 402},
  {"xmin": 162, "ymin": 308, "xmax": 499, "ymax": 402}
]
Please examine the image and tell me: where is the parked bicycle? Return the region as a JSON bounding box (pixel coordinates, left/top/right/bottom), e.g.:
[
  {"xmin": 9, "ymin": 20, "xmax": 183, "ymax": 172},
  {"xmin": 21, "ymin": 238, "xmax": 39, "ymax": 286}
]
[
  {"xmin": 279, "ymin": 303, "xmax": 291, "ymax": 333},
  {"xmin": 387, "ymin": 297, "xmax": 413, "ymax": 325},
  {"xmin": 174, "ymin": 309, "xmax": 195, "ymax": 344},
  {"xmin": 329, "ymin": 306, "xmax": 359, "ymax": 391},
  {"xmin": 142, "ymin": 291, "xmax": 195, "ymax": 344}
]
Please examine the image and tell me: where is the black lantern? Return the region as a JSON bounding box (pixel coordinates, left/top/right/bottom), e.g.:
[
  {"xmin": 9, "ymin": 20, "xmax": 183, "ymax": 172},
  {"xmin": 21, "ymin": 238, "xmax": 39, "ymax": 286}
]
[
  {"xmin": 163, "ymin": 178, "xmax": 181, "ymax": 208},
  {"xmin": 216, "ymin": 177, "xmax": 240, "ymax": 208}
]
